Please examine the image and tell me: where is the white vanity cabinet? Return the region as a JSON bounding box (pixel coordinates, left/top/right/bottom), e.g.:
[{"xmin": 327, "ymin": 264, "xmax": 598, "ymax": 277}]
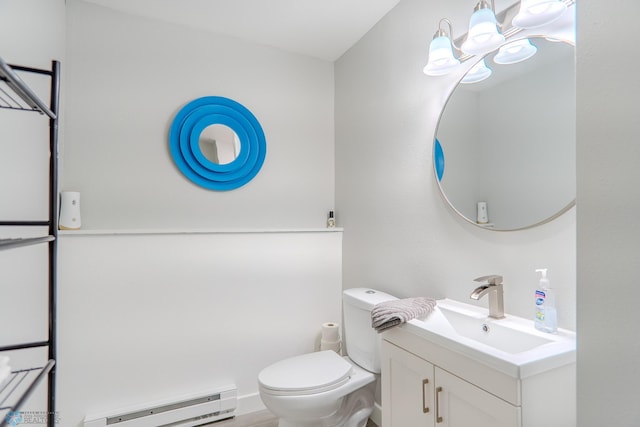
[
  {"xmin": 382, "ymin": 340, "xmax": 435, "ymax": 426},
  {"xmin": 381, "ymin": 340, "xmax": 519, "ymax": 427},
  {"xmin": 381, "ymin": 326, "xmax": 575, "ymax": 427}
]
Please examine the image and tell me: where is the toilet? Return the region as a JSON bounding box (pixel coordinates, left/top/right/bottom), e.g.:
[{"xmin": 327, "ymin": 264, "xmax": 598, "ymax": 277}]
[{"xmin": 258, "ymin": 288, "xmax": 397, "ymax": 427}]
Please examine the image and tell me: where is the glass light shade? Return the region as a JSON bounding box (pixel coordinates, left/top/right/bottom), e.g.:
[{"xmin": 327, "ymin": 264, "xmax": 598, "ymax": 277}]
[
  {"xmin": 494, "ymin": 39, "xmax": 538, "ymax": 64},
  {"xmin": 512, "ymin": 0, "xmax": 567, "ymax": 29},
  {"xmin": 461, "ymin": 59, "xmax": 492, "ymax": 84},
  {"xmin": 461, "ymin": 8, "xmax": 505, "ymax": 56},
  {"xmin": 424, "ymin": 35, "xmax": 461, "ymax": 76},
  {"xmin": 544, "ymin": 6, "xmax": 576, "ymax": 44}
]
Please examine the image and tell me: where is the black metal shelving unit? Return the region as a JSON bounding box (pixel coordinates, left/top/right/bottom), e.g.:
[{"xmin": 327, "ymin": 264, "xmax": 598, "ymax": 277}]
[{"xmin": 0, "ymin": 57, "xmax": 60, "ymax": 427}]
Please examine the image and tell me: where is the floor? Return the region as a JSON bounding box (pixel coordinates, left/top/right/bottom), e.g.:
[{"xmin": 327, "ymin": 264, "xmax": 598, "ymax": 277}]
[{"xmin": 208, "ymin": 410, "xmax": 378, "ymax": 427}]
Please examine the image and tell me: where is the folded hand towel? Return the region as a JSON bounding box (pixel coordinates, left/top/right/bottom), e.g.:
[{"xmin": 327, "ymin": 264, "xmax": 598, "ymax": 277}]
[{"xmin": 371, "ymin": 297, "xmax": 437, "ymax": 332}]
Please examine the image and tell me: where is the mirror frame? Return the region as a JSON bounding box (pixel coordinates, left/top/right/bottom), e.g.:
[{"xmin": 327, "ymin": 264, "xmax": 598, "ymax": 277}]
[
  {"xmin": 433, "ymin": 38, "xmax": 576, "ymax": 232},
  {"xmin": 169, "ymin": 96, "xmax": 266, "ymax": 191}
]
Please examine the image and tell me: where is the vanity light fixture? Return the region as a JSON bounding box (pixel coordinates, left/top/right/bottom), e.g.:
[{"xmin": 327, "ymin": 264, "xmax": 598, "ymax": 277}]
[
  {"xmin": 461, "ymin": 0, "xmax": 505, "ymax": 56},
  {"xmin": 423, "ymin": 0, "xmax": 573, "ymax": 78},
  {"xmin": 512, "ymin": 0, "xmax": 567, "ymax": 29},
  {"xmin": 423, "ymin": 19, "xmax": 461, "ymax": 76},
  {"xmin": 461, "ymin": 59, "xmax": 492, "ymax": 84},
  {"xmin": 493, "ymin": 38, "xmax": 538, "ymax": 64}
]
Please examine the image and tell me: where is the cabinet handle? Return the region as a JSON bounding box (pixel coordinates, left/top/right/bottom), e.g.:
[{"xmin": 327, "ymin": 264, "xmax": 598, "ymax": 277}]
[
  {"xmin": 435, "ymin": 386, "xmax": 443, "ymax": 423},
  {"xmin": 422, "ymin": 378, "xmax": 430, "ymax": 413}
]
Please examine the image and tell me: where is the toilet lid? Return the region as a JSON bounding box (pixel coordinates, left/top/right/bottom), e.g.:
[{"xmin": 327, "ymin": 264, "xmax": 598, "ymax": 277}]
[{"xmin": 258, "ymin": 351, "xmax": 353, "ymax": 394}]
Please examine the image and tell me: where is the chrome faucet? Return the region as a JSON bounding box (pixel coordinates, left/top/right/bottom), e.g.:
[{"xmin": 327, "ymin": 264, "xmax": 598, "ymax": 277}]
[{"xmin": 470, "ymin": 275, "xmax": 505, "ymax": 319}]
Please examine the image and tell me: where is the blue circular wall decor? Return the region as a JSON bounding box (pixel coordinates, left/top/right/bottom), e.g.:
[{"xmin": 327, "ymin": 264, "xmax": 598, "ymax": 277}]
[
  {"xmin": 169, "ymin": 96, "xmax": 266, "ymax": 191},
  {"xmin": 434, "ymin": 138, "xmax": 445, "ymax": 182}
]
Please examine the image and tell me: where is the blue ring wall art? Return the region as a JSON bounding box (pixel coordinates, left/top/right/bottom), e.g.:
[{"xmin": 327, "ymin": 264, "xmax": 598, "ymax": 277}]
[{"xmin": 169, "ymin": 96, "xmax": 266, "ymax": 191}]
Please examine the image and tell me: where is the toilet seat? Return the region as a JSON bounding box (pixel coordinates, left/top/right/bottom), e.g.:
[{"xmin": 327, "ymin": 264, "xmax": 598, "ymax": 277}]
[{"xmin": 258, "ymin": 351, "xmax": 354, "ymax": 396}]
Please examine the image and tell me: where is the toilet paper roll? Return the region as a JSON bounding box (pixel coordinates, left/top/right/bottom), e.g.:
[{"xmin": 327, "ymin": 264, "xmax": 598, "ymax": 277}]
[
  {"xmin": 321, "ymin": 322, "xmax": 340, "ymax": 342},
  {"xmin": 320, "ymin": 339, "xmax": 342, "ymax": 354}
]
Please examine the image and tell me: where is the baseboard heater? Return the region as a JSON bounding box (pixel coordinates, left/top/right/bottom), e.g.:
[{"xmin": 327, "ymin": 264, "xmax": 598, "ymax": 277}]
[{"xmin": 84, "ymin": 385, "xmax": 237, "ymax": 427}]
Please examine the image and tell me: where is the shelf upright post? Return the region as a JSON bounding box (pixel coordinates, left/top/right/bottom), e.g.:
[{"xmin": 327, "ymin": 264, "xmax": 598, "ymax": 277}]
[{"xmin": 47, "ymin": 59, "xmax": 60, "ymax": 427}]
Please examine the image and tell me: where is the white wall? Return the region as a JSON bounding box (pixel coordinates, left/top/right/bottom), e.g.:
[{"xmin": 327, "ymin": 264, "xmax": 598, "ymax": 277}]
[
  {"xmin": 64, "ymin": 0, "xmax": 335, "ymax": 230},
  {"xmin": 576, "ymin": 2, "xmax": 640, "ymax": 425},
  {"xmin": 0, "ymin": 0, "xmax": 65, "ymax": 67},
  {"xmin": 0, "ymin": 0, "xmax": 65, "ymax": 220},
  {"xmin": 335, "ymin": 0, "xmax": 576, "ymax": 331},
  {"xmin": 58, "ymin": 231, "xmax": 343, "ymax": 426},
  {"xmin": 58, "ymin": 1, "xmax": 342, "ymax": 425}
]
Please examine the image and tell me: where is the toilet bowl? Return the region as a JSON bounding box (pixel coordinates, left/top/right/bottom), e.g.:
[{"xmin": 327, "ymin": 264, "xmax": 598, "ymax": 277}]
[
  {"xmin": 258, "ymin": 351, "xmax": 375, "ymax": 427},
  {"xmin": 258, "ymin": 288, "xmax": 397, "ymax": 427}
]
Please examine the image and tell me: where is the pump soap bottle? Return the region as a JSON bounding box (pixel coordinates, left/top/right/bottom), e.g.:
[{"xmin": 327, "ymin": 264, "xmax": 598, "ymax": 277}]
[{"xmin": 534, "ymin": 268, "xmax": 557, "ymax": 334}]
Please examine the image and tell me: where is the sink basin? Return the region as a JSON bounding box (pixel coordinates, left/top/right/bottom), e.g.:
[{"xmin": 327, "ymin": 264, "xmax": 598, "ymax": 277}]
[
  {"xmin": 402, "ymin": 298, "xmax": 576, "ymax": 378},
  {"xmin": 438, "ymin": 304, "xmax": 554, "ymax": 354}
]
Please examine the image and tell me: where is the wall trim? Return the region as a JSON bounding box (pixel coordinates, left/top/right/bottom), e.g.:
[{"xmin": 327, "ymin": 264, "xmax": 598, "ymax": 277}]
[{"xmin": 58, "ymin": 228, "xmax": 344, "ymax": 237}]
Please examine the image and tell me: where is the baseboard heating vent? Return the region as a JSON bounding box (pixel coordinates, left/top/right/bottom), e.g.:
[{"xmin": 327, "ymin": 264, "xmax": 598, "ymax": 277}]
[{"xmin": 84, "ymin": 385, "xmax": 237, "ymax": 427}]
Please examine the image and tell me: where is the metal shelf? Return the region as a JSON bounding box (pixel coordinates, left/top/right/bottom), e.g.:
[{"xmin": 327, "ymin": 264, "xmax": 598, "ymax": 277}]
[
  {"xmin": 0, "ymin": 57, "xmax": 56, "ymax": 119},
  {"xmin": 0, "ymin": 237, "xmax": 55, "ymax": 252},
  {"xmin": 0, "ymin": 56, "xmax": 59, "ymax": 427},
  {"xmin": 0, "ymin": 361, "xmax": 56, "ymax": 427}
]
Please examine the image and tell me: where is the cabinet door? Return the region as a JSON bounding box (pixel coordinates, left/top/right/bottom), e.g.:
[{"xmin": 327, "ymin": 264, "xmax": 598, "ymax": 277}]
[
  {"xmin": 381, "ymin": 341, "xmax": 435, "ymax": 427},
  {"xmin": 435, "ymin": 367, "xmax": 521, "ymax": 427}
]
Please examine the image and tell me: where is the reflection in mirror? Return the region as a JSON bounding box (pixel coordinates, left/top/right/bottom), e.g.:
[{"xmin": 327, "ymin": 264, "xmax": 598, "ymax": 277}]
[
  {"xmin": 435, "ymin": 38, "xmax": 575, "ymax": 231},
  {"xmin": 198, "ymin": 124, "xmax": 241, "ymax": 165}
]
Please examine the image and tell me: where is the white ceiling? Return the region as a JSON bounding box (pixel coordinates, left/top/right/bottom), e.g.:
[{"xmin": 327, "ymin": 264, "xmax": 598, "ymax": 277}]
[{"xmin": 82, "ymin": 0, "xmax": 402, "ymax": 61}]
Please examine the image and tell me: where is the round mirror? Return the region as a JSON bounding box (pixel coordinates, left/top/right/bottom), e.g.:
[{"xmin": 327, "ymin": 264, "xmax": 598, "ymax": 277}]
[
  {"xmin": 198, "ymin": 124, "xmax": 241, "ymax": 165},
  {"xmin": 434, "ymin": 37, "xmax": 575, "ymax": 231}
]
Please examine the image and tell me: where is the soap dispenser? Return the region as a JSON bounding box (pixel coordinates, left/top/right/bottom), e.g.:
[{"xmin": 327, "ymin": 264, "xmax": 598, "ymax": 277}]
[{"xmin": 534, "ymin": 268, "xmax": 557, "ymax": 334}]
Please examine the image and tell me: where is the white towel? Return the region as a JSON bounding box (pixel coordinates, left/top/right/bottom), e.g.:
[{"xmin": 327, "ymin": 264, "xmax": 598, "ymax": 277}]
[{"xmin": 371, "ymin": 297, "xmax": 437, "ymax": 332}]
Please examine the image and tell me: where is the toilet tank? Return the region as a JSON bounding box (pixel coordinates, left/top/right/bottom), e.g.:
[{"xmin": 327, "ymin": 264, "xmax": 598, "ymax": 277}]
[{"xmin": 343, "ymin": 288, "xmax": 397, "ymax": 373}]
